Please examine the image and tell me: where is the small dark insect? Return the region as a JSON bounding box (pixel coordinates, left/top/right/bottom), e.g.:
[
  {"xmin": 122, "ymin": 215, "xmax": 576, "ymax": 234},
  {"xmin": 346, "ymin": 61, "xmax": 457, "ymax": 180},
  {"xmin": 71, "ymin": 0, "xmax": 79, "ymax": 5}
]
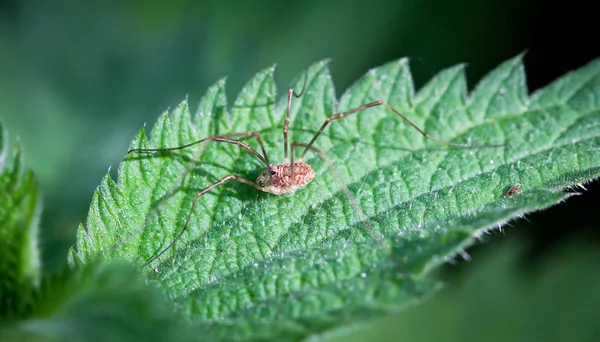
[
  {"xmin": 504, "ymin": 183, "xmax": 521, "ymax": 198},
  {"xmin": 129, "ymin": 71, "xmax": 504, "ymax": 266}
]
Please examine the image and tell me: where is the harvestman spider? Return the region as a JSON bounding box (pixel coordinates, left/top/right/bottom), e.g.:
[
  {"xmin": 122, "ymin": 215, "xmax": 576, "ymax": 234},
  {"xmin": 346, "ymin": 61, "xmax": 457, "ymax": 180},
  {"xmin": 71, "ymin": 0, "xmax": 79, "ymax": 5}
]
[{"xmin": 129, "ymin": 72, "xmax": 503, "ymax": 266}]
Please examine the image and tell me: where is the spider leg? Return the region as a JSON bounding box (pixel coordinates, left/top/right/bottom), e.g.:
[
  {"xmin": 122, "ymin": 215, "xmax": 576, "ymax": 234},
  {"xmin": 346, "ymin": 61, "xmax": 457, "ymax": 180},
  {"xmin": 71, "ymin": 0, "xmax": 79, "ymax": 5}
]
[
  {"xmin": 299, "ymin": 100, "xmax": 504, "ymax": 159},
  {"xmin": 129, "ymin": 131, "xmax": 271, "ymax": 167},
  {"xmin": 144, "ymin": 174, "xmax": 264, "ymax": 266},
  {"xmin": 131, "ymin": 132, "xmax": 274, "ymax": 226},
  {"xmin": 283, "ymin": 71, "xmax": 308, "ymax": 162},
  {"xmin": 291, "ymin": 142, "xmax": 374, "ymax": 243},
  {"xmin": 129, "ymin": 132, "xmax": 272, "ymax": 266},
  {"xmin": 291, "ymin": 141, "xmax": 420, "ymax": 295}
]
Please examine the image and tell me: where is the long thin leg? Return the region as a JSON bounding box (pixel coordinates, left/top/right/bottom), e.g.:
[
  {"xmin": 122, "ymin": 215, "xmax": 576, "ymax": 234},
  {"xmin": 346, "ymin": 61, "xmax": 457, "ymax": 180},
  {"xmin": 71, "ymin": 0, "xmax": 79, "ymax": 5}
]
[
  {"xmin": 129, "ymin": 131, "xmax": 271, "ymax": 168},
  {"xmin": 291, "ymin": 142, "xmax": 368, "ymax": 232},
  {"xmin": 299, "ymin": 100, "xmax": 504, "ymax": 159},
  {"xmin": 133, "ymin": 132, "xmax": 271, "ymax": 229},
  {"xmin": 144, "ymin": 175, "xmax": 264, "ymax": 266},
  {"xmin": 291, "ymin": 141, "xmax": 418, "ymax": 294},
  {"xmin": 130, "ymin": 132, "xmax": 271, "ymax": 265},
  {"xmin": 283, "ymin": 71, "xmax": 308, "ymax": 161}
]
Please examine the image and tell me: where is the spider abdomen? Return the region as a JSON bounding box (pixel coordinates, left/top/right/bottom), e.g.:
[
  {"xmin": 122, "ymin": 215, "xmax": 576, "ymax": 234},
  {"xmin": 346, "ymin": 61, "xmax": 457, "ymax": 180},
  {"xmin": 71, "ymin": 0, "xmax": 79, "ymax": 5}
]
[{"xmin": 257, "ymin": 162, "xmax": 315, "ymax": 195}]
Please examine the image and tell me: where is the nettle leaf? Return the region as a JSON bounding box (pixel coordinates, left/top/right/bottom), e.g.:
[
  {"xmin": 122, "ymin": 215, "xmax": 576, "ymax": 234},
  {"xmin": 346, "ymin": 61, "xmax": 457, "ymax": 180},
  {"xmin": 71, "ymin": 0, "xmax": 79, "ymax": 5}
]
[
  {"xmin": 69, "ymin": 56, "xmax": 600, "ymax": 340},
  {"xmin": 0, "ymin": 120, "xmax": 41, "ymax": 318}
]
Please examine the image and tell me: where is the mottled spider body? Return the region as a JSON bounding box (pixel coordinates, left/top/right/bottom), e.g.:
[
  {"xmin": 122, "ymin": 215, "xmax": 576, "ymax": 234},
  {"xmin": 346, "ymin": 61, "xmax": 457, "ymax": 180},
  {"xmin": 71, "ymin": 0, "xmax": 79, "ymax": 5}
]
[{"xmin": 257, "ymin": 162, "xmax": 315, "ymax": 195}]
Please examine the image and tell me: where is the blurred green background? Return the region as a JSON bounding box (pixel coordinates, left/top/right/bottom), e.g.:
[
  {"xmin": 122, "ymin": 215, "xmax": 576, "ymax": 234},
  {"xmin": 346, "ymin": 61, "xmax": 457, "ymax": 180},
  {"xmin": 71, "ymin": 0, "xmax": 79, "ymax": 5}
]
[{"xmin": 1, "ymin": 0, "xmax": 598, "ymax": 302}]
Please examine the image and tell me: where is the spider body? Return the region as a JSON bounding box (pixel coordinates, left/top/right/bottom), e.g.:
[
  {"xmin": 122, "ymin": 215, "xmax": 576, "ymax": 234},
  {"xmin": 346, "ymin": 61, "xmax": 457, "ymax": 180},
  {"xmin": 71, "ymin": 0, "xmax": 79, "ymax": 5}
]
[{"xmin": 257, "ymin": 162, "xmax": 315, "ymax": 195}]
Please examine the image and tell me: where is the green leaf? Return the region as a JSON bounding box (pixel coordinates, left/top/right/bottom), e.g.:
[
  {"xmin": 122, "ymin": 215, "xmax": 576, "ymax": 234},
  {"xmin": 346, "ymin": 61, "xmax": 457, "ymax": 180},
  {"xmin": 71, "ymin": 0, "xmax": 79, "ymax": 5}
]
[
  {"xmin": 69, "ymin": 55, "xmax": 600, "ymax": 340},
  {"xmin": 330, "ymin": 241, "xmax": 600, "ymax": 342},
  {"xmin": 0, "ymin": 262, "xmax": 199, "ymax": 342},
  {"xmin": 0, "ymin": 120, "xmax": 41, "ymax": 318}
]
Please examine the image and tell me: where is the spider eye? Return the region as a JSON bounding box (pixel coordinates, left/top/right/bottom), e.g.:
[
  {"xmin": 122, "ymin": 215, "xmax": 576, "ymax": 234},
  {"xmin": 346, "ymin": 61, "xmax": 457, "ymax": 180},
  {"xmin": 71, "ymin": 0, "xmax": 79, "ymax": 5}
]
[{"xmin": 270, "ymin": 170, "xmax": 277, "ymax": 175}]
